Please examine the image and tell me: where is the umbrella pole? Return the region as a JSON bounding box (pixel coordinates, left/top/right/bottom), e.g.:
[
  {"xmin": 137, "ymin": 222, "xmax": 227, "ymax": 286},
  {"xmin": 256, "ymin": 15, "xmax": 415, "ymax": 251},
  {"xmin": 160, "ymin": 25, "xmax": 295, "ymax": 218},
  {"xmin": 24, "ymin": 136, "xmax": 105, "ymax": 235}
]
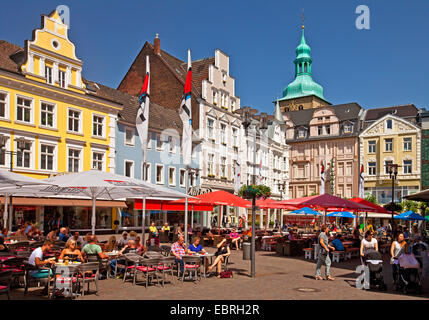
[
  {"xmin": 91, "ymin": 196, "xmax": 96, "ymax": 235},
  {"xmin": 3, "ymin": 193, "xmax": 8, "ymax": 229},
  {"xmin": 218, "ymin": 206, "xmax": 222, "ymax": 236},
  {"xmin": 142, "ymin": 197, "xmax": 146, "ymax": 244},
  {"xmin": 185, "ymin": 170, "xmax": 189, "ymax": 245},
  {"xmin": 191, "ymin": 205, "xmax": 194, "ymax": 230}
]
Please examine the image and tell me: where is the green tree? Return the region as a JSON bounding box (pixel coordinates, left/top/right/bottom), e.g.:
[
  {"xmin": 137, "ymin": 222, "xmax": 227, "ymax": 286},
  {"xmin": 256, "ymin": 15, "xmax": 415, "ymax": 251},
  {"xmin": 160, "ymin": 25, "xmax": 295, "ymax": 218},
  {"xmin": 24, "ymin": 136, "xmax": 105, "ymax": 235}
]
[{"xmin": 365, "ymin": 194, "xmax": 377, "ymax": 204}]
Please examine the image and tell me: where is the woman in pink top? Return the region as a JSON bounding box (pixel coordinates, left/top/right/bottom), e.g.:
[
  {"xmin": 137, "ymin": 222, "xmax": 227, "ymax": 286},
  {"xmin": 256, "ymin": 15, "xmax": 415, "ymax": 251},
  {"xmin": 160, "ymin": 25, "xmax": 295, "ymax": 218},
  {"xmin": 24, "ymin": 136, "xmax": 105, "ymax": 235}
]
[{"xmin": 229, "ymin": 228, "xmax": 241, "ymax": 250}]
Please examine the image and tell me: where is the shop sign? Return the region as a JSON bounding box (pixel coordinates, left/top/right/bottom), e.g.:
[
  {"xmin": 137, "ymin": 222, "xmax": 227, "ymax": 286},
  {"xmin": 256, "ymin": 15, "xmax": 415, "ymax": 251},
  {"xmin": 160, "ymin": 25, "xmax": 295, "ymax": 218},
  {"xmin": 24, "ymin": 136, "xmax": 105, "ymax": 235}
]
[{"xmin": 187, "ymin": 187, "xmax": 212, "ymax": 196}]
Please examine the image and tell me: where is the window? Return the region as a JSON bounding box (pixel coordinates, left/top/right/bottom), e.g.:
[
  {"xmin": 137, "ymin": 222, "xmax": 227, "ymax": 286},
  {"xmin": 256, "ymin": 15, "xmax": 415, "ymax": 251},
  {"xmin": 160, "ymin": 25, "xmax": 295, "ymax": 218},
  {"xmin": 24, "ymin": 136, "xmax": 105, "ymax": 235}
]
[
  {"xmin": 298, "ymin": 128, "xmax": 306, "ymax": 138},
  {"xmin": 68, "ymin": 109, "xmax": 81, "ymax": 133},
  {"xmin": 385, "ymin": 138, "xmax": 393, "ymax": 152},
  {"xmin": 232, "ymin": 128, "xmax": 238, "ymax": 147},
  {"xmin": 92, "ymin": 115, "xmax": 104, "ymax": 137},
  {"xmin": 142, "ymin": 163, "xmax": 151, "ymax": 182},
  {"xmin": 156, "ymin": 164, "xmax": 164, "ymax": 184},
  {"xmin": 16, "ymin": 141, "xmax": 31, "ymax": 168},
  {"xmin": 208, "ymin": 154, "xmax": 214, "ymax": 175},
  {"xmin": 0, "ymin": 92, "xmax": 7, "ymax": 118},
  {"xmin": 384, "ymin": 160, "xmax": 393, "ymax": 174},
  {"xmin": 17, "ymin": 97, "xmax": 32, "ymax": 123},
  {"xmin": 368, "ymin": 162, "xmax": 377, "ymax": 176},
  {"xmin": 403, "ymin": 160, "xmax": 412, "ymax": 174},
  {"xmin": 220, "ymin": 157, "xmax": 226, "ymax": 178},
  {"xmin": 231, "ymin": 100, "xmax": 236, "ymax": 112},
  {"xmin": 212, "ymin": 91, "xmax": 218, "ymax": 105},
  {"xmin": 156, "ymin": 134, "xmax": 163, "ymax": 150},
  {"xmin": 68, "ymin": 148, "xmax": 81, "ymax": 172},
  {"xmin": 58, "ymin": 70, "xmax": 66, "ymax": 88},
  {"xmin": 220, "ymin": 124, "xmax": 226, "ymax": 145},
  {"xmin": 386, "ymin": 119, "xmax": 393, "ymax": 130},
  {"xmin": 125, "ymin": 128, "xmax": 134, "ymax": 145},
  {"xmin": 318, "ymin": 125, "xmax": 323, "ymax": 135},
  {"xmin": 325, "ymin": 116, "xmax": 330, "ymax": 121},
  {"xmin": 344, "ymin": 123, "xmax": 352, "ymax": 133},
  {"xmin": 0, "ymin": 137, "xmax": 7, "ymax": 166},
  {"xmin": 298, "ymin": 105, "xmax": 303, "ymax": 110},
  {"xmin": 180, "ymin": 169, "xmax": 186, "ymax": 187},
  {"xmin": 168, "ymin": 136, "xmax": 175, "ymax": 153},
  {"xmin": 45, "ymin": 66, "xmax": 53, "ymax": 84},
  {"xmin": 368, "ymin": 140, "xmax": 376, "ymax": 153},
  {"xmin": 92, "ymin": 152, "xmax": 104, "ymax": 171},
  {"xmin": 40, "ymin": 103, "xmax": 55, "ymax": 127},
  {"xmin": 124, "ymin": 161, "xmax": 134, "ymax": 178},
  {"xmin": 207, "ymin": 118, "xmax": 215, "ymax": 140},
  {"xmin": 169, "ymin": 167, "xmax": 176, "ymax": 186},
  {"xmin": 325, "ymin": 125, "xmax": 331, "ymax": 135},
  {"xmin": 403, "ymin": 137, "xmax": 412, "ymax": 151},
  {"xmin": 40, "ymin": 144, "xmax": 54, "ymax": 170}
]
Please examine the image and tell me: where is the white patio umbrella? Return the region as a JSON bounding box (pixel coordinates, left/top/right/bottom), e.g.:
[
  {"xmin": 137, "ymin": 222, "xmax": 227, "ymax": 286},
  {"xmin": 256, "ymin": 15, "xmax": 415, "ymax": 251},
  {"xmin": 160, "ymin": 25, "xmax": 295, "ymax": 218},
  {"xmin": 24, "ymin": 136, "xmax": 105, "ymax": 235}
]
[
  {"xmin": 0, "ymin": 168, "xmax": 53, "ymax": 229},
  {"xmin": 40, "ymin": 170, "xmax": 192, "ymax": 235}
]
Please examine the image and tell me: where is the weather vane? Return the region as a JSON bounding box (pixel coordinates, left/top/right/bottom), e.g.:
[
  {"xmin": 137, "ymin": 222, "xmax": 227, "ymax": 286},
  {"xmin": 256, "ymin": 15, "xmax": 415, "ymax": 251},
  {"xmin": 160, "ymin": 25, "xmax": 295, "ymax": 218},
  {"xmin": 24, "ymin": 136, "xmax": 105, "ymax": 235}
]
[{"xmin": 302, "ymin": 9, "xmax": 305, "ymax": 29}]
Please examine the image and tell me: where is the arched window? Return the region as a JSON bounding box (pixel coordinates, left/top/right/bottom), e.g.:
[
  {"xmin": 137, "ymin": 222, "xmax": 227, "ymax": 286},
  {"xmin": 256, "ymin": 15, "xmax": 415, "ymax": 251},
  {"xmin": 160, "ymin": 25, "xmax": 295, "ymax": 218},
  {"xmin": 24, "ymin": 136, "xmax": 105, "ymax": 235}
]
[
  {"xmin": 304, "ymin": 63, "xmax": 307, "ymax": 73},
  {"xmin": 298, "ymin": 105, "xmax": 304, "ymax": 110},
  {"xmin": 285, "ymin": 107, "xmax": 290, "ymax": 112}
]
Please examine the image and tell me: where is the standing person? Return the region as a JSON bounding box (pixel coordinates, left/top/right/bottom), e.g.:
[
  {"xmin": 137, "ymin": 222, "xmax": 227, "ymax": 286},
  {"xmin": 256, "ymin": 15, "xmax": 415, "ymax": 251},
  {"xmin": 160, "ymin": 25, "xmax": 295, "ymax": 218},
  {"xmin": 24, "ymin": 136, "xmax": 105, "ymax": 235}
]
[
  {"xmin": 315, "ymin": 225, "xmax": 336, "ymax": 281},
  {"xmin": 171, "ymin": 236, "xmax": 187, "ymax": 277},
  {"xmin": 360, "ymin": 231, "xmax": 378, "ymax": 257},
  {"xmin": 390, "ymin": 232, "xmax": 408, "ymax": 287}
]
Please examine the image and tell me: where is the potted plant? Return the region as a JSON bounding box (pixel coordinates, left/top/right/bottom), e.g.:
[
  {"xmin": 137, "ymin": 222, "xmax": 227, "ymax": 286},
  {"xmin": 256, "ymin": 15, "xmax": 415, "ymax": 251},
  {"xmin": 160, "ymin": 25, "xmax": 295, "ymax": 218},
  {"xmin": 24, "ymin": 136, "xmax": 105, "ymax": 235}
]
[
  {"xmin": 269, "ymin": 221, "xmax": 274, "ymax": 228},
  {"xmin": 208, "ymin": 174, "xmax": 215, "ymax": 178},
  {"xmin": 221, "ymin": 176, "xmax": 227, "ymax": 180},
  {"xmin": 239, "ymin": 184, "xmax": 271, "ymax": 200}
]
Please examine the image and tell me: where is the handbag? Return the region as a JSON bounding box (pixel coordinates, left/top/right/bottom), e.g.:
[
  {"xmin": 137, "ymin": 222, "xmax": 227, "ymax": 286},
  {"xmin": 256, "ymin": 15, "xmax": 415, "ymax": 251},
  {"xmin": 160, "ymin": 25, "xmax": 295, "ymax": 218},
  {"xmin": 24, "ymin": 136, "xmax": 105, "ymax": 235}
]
[{"xmin": 219, "ymin": 270, "xmax": 233, "ymax": 278}]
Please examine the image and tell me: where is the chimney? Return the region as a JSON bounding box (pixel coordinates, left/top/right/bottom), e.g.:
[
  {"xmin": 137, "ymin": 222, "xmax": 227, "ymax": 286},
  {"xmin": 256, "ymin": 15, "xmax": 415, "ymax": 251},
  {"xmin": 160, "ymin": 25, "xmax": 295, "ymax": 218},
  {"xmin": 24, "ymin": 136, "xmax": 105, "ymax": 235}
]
[{"xmin": 154, "ymin": 33, "xmax": 160, "ymax": 55}]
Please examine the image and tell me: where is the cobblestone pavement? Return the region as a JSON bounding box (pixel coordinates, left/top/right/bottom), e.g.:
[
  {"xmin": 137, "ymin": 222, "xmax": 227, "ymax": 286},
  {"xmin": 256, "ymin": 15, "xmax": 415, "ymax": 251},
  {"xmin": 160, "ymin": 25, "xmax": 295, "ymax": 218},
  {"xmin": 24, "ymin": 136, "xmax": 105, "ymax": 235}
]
[{"xmin": 4, "ymin": 247, "xmax": 429, "ymax": 300}]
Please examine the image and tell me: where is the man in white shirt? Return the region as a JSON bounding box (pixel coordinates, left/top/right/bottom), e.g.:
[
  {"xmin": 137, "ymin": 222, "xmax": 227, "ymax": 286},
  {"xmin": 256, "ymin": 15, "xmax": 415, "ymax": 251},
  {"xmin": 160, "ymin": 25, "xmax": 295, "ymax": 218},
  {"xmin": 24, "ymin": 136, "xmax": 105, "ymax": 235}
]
[{"xmin": 28, "ymin": 240, "xmax": 55, "ymax": 295}]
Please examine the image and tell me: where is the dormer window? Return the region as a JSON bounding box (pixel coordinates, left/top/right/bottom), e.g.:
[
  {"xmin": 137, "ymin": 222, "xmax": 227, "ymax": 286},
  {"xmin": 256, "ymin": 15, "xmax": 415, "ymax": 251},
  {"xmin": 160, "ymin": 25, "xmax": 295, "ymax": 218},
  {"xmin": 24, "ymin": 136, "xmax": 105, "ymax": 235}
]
[
  {"xmin": 325, "ymin": 125, "xmax": 331, "ymax": 135},
  {"xmin": 45, "ymin": 66, "xmax": 53, "ymax": 84},
  {"xmin": 344, "ymin": 123, "xmax": 353, "ymax": 133},
  {"xmin": 317, "ymin": 125, "xmax": 323, "ymax": 135},
  {"xmin": 298, "ymin": 128, "xmax": 306, "ymax": 138},
  {"xmin": 386, "ymin": 119, "xmax": 393, "ymax": 130}
]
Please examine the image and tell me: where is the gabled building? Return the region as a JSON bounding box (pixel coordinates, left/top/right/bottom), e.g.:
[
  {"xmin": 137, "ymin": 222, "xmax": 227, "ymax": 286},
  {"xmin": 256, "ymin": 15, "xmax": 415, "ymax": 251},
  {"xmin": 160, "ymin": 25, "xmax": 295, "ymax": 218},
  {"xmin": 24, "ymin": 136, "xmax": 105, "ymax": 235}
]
[
  {"xmin": 0, "ymin": 10, "xmax": 126, "ymax": 232},
  {"xmin": 360, "ymin": 105, "xmax": 421, "ymax": 204}
]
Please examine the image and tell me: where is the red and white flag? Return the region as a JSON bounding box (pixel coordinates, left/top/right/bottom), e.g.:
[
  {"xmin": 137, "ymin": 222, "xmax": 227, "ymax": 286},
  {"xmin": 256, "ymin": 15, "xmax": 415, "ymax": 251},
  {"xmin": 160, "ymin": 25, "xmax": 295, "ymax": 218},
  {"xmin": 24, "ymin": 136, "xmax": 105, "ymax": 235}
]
[
  {"xmin": 136, "ymin": 55, "xmax": 150, "ymax": 164},
  {"xmin": 179, "ymin": 50, "xmax": 192, "ymax": 166},
  {"xmin": 320, "ymin": 161, "xmax": 325, "ymax": 194},
  {"xmin": 359, "ymin": 164, "xmax": 364, "ymax": 198}
]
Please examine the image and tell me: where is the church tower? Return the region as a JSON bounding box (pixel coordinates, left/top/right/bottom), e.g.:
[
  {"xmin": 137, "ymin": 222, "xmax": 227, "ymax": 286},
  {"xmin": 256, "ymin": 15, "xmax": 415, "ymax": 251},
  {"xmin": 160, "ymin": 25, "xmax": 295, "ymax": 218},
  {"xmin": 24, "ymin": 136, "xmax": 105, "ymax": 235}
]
[{"xmin": 278, "ymin": 24, "xmax": 330, "ymax": 112}]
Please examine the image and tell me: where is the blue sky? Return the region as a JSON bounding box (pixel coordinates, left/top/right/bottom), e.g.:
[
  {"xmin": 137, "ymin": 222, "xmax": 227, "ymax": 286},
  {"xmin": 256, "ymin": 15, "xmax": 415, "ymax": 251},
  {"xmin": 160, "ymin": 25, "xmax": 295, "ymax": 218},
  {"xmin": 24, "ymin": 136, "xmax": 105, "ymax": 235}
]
[{"xmin": 1, "ymin": 0, "xmax": 429, "ymax": 114}]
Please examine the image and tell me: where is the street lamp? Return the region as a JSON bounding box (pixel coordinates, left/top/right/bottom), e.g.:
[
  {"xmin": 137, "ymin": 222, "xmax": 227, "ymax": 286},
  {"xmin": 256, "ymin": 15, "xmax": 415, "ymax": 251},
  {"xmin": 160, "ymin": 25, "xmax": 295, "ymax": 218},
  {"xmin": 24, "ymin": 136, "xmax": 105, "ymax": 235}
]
[
  {"xmin": 0, "ymin": 135, "xmax": 27, "ymax": 171},
  {"xmin": 386, "ymin": 163, "xmax": 399, "ymax": 229},
  {"xmin": 235, "ymin": 107, "xmax": 273, "ymax": 279}
]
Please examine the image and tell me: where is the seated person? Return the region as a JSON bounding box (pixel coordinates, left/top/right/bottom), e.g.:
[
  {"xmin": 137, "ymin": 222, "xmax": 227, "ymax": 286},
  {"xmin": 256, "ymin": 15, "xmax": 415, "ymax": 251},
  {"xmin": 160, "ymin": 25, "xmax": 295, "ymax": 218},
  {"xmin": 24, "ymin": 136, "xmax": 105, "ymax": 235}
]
[
  {"xmin": 207, "ymin": 238, "xmax": 231, "ymax": 278},
  {"xmin": 110, "ymin": 240, "xmax": 140, "ymax": 276},
  {"xmin": 0, "ymin": 228, "xmax": 10, "ymax": 239},
  {"xmin": 288, "ymin": 229, "xmax": 295, "ymax": 240},
  {"xmin": 188, "ymin": 237, "xmax": 206, "ymax": 254},
  {"xmin": 0, "ymin": 236, "xmax": 9, "ymax": 252},
  {"xmin": 149, "ymin": 222, "xmax": 158, "ymax": 237},
  {"xmin": 72, "ymin": 231, "xmax": 84, "ymax": 248},
  {"xmin": 118, "ymin": 231, "xmax": 129, "ymax": 247},
  {"xmin": 129, "ymin": 231, "xmax": 137, "ymax": 241},
  {"xmin": 161, "ymin": 223, "xmax": 170, "ymax": 233},
  {"xmin": 28, "ymin": 240, "xmax": 56, "ymax": 295},
  {"xmin": 59, "ymin": 239, "xmax": 84, "ymax": 262},
  {"xmin": 135, "ymin": 236, "xmax": 146, "ymax": 255},
  {"xmin": 82, "ymin": 235, "xmax": 109, "ymax": 261},
  {"xmin": 58, "ymin": 227, "xmax": 69, "ymax": 242},
  {"xmin": 46, "ymin": 228, "xmax": 58, "ymax": 241},
  {"xmin": 332, "ymin": 234, "xmax": 345, "ymax": 251},
  {"xmin": 229, "ymin": 228, "xmax": 241, "ymax": 250},
  {"xmin": 171, "ymin": 236, "xmax": 187, "ymax": 277},
  {"xmin": 105, "ymin": 236, "xmax": 118, "ymax": 252}
]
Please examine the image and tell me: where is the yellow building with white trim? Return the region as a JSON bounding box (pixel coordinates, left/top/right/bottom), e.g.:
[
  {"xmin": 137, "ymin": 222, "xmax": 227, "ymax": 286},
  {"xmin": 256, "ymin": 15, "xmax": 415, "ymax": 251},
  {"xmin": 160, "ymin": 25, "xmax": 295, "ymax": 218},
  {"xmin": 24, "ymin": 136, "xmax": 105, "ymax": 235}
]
[
  {"xmin": 0, "ymin": 10, "xmax": 125, "ymax": 232},
  {"xmin": 359, "ymin": 111, "xmax": 421, "ymax": 204}
]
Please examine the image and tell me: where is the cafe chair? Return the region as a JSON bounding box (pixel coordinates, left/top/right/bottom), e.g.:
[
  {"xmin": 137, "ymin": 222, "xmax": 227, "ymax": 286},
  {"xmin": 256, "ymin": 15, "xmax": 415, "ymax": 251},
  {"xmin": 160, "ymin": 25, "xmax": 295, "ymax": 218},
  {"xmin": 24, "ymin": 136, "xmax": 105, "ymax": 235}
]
[
  {"xmin": 144, "ymin": 251, "xmax": 164, "ymax": 259},
  {"xmin": 22, "ymin": 261, "xmax": 52, "ymax": 296},
  {"xmin": 0, "ymin": 270, "xmax": 13, "ymax": 299},
  {"xmin": 122, "ymin": 253, "xmax": 141, "ymax": 283},
  {"xmin": 86, "ymin": 253, "xmax": 108, "ymax": 276},
  {"xmin": 134, "ymin": 257, "xmax": 160, "ymax": 288},
  {"xmin": 0, "ymin": 257, "xmax": 25, "ymax": 287},
  {"xmin": 77, "ymin": 262, "xmax": 99, "ymax": 297},
  {"xmin": 157, "ymin": 256, "xmax": 176, "ymax": 287},
  {"xmin": 160, "ymin": 245, "xmax": 171, "ymax": 256},
  {"xmin": 181, "ymin": 256, "xmax": 202, "ymax": 283}
]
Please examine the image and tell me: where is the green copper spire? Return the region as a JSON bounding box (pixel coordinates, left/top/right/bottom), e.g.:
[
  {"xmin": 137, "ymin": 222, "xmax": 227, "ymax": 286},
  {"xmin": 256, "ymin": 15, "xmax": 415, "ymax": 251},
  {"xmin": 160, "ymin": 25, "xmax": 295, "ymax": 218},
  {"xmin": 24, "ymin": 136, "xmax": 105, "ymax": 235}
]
[{"xmin": 280, "ymin": 26, "xmax": 325, "ymax": 101}]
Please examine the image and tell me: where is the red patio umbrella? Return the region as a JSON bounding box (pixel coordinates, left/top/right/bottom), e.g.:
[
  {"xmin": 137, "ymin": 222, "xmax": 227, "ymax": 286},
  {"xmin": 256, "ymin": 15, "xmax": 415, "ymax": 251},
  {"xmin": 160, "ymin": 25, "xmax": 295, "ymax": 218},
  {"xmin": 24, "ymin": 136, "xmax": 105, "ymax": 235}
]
[{"xmin": 348, "ymin": 198, "xmax": 391, "ymax": 214}]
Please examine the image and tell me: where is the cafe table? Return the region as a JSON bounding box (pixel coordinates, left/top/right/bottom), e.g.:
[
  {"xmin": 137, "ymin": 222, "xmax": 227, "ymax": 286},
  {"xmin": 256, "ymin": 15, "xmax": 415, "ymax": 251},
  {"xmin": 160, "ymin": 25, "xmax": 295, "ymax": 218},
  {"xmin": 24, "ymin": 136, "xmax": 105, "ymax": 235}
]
[
  {"xmin": 184, "ymin": 253, "xmax": 215, "ymax": 278},
  {"xmin": 51, "ymin": 261, "xmax": 82, "ymax": 298}
]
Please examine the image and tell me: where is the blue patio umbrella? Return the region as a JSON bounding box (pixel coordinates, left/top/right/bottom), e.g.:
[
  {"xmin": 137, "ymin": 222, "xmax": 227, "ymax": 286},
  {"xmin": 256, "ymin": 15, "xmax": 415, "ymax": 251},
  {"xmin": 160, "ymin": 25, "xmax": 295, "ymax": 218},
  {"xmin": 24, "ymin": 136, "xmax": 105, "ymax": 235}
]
[
  {"xmin": 290, "ymin": 207, "xmax": 321, "ymax": 215},
  {"xmin": 327, "ymin": 211, "xmax": 356, "ymax": 218},
  {"xmin": 394, "ymin": 211, "xmax": 426, "ymax": 221}
]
